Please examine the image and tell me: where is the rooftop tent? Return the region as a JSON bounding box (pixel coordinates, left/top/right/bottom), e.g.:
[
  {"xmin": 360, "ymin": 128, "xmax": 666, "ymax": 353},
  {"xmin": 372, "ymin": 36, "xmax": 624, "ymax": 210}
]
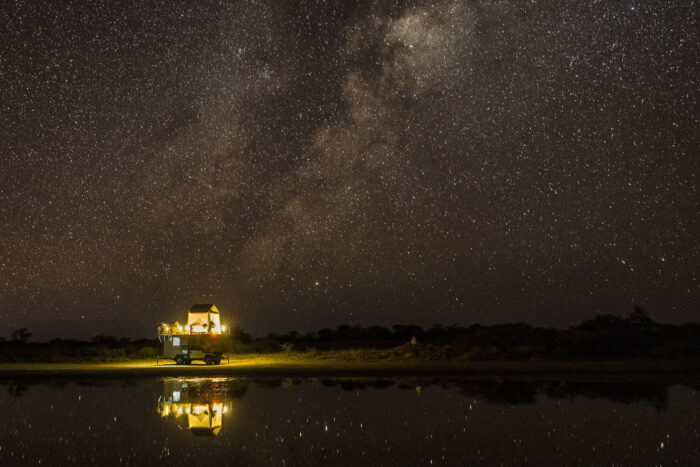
[{"xmin": 187, "ymin": 304, "xmax": 221, "ymax": 334}]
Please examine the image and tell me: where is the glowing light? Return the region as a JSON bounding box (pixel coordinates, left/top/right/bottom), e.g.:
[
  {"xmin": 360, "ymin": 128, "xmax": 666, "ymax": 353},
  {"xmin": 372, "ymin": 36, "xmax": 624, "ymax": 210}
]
[
  {"xmin": 221, "ymin": 325, "xmax": 227, "ymax": 332},
  {"xmin": 158, "ymin": 398, "xmax": 230, "ymax": 437}
]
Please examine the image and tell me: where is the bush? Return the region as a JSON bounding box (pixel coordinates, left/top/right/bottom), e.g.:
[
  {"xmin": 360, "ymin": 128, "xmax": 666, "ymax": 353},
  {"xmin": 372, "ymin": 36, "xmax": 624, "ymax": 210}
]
[
  {"xmin": 130, "ymin": 347, "xmax": 157, "ymax": 359},
  {"xmin": 249, "ymin": 339, "xmax": 281, "ymax": 353}
]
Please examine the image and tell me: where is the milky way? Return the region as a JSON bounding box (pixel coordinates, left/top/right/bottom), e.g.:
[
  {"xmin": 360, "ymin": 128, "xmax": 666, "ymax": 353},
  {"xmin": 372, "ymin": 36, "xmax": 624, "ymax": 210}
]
[{"xmin": 1, "ymin": 1, "xmax": 697, "ymax": 339}]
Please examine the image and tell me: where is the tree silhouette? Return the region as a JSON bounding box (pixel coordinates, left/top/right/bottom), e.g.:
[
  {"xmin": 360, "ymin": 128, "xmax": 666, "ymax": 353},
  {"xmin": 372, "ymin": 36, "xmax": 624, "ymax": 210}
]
[
  {"xmin": 629, "ymin": 305, "xmax": 654, "ymax": 326},
  {"xmin": 11, "ymin": 328, "xmax": 32, "ymax": 342}
]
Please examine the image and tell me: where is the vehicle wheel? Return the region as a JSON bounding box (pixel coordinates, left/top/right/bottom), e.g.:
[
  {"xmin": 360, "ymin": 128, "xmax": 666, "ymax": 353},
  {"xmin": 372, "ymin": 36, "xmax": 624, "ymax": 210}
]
[
  {"xmin": 214, "ymin": 359, "xmax": 221, "ymax": 365},
  {"xmin": 185, "ymin": 358, "xmax": 192, "ymax": 365},
  {"xmin": 204, "ymin": 356, "xmax": 213, "ymax": 365},
  {"xmin": 175, "ymin": 355, "xmax": 184, "ymax": 365}
]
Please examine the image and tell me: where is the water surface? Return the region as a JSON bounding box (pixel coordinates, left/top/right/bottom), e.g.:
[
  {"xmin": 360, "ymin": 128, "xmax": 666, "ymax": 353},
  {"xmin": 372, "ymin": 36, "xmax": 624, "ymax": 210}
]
[{"xmin": 0, "ymin": 376, "xmax": 698, "ymax": 465}]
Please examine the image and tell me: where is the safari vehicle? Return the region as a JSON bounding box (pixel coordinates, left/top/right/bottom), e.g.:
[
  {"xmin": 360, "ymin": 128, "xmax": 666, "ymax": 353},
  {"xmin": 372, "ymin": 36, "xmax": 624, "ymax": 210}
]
[{"xmin": 157, "ymin": 304, "xmax": 231, "ymax": 365}]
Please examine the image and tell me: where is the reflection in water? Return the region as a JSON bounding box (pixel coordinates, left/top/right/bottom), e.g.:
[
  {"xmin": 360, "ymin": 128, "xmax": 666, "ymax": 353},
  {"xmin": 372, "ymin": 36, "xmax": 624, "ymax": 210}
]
[
  {"xmin": 157, "ymin": 379, "xmax": 232, "ymax": 437},
  {"xmin": 315, "ymin": 377, "xmax": 674, "ymax": 410},
  {"xmin": 0, "ymin": 376, "xmax": 688, "ymax": 410},
  {"xmin": 0, "ymin": 376, "xmax": 698, "ymax": 465},
  {"xmin": 156, "ymin": 377, "xmax": 252, "ymax": 436}
]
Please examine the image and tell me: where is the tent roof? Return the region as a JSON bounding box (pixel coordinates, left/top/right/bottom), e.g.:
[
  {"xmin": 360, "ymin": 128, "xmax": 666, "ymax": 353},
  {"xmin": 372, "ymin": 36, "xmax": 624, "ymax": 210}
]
[{"xmin": 189, "ymin": 304, "xmax": 219, "ymax": 314}]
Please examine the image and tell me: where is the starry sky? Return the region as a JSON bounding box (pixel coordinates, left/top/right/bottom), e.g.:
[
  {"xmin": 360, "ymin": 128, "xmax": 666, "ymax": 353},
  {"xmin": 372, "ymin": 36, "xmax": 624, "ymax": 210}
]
[{"xmin": 1, "ymin": 0, "xmax": 697, "ymax": 339}]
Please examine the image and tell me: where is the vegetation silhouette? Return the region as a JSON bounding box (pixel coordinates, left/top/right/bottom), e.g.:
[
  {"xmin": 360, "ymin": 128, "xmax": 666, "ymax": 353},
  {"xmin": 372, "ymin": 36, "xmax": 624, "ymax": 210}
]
[
  {"xmin": 11, "ymin": 328, "xmax": 32, "ymax": 342},
  {"xmin": 257, "ymin": 307, "xmax": 700, "ymax": 361},
  {"xmin": 1, "ymin": 307, "xmax": 699, "ymax": 362}
]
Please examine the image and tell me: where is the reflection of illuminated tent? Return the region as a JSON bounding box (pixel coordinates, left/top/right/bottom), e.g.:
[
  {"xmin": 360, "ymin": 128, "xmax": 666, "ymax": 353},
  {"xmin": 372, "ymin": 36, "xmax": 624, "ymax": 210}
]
[
  {"xmin": 187, "ymin": 304, "xmax": 221, "ymax": 335},
  {"xmin": 188, "ymin": 403, "xmax": 224, "ymax": 436},
  {"xmin": 157, "ymin": 378, "xmax": 232, "ymax": 437}
]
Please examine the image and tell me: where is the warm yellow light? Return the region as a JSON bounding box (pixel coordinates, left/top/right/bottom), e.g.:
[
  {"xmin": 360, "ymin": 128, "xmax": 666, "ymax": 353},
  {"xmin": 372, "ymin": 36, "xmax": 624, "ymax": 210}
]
[
  {"xmin": 221, "ymin": 325, "xmax": 226, "ymax": 332},
  {"xmin": 177, "ymin": 325, "xmax": 182, "ymax": 332}
]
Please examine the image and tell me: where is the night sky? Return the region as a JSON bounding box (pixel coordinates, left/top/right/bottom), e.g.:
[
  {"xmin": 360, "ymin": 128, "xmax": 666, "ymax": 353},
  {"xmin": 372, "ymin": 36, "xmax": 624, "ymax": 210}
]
[{"xmin": 1, "ymin": 1, "xmax": 697, "ymax": 340}]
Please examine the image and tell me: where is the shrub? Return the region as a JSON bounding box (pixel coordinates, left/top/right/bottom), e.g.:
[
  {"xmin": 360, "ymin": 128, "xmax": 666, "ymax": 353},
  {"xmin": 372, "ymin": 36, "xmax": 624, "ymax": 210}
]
[{"xmin": 130, "ymin": 347, "xmax": 157, "ymax": 359}]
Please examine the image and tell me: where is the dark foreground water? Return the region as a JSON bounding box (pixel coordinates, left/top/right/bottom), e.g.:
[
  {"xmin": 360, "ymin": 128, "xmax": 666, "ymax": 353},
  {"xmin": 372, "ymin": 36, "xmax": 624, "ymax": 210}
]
[{"xmin": 0, "ymin": 376, "xmax": 698, "ymax": 466}]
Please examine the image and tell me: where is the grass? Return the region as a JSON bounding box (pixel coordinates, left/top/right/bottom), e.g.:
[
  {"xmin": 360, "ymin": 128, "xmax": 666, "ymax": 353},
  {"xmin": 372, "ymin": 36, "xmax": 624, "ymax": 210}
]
[{"xmin": 0, "ymin": 350, "xmax": 698, "ymax": 381}]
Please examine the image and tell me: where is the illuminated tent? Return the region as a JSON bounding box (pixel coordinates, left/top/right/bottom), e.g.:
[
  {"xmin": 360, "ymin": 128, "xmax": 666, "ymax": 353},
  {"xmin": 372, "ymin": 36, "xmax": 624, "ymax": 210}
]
[{"xmin": 187, "ymin": 304, "xmax": 221, "ymax": 334}]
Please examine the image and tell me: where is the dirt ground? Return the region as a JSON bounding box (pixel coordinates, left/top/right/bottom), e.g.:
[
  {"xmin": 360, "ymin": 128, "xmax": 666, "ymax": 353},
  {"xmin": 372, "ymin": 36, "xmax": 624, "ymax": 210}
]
[{"xmin": 0, "ymin": 355, "xmax": 699, "ymax": 382}]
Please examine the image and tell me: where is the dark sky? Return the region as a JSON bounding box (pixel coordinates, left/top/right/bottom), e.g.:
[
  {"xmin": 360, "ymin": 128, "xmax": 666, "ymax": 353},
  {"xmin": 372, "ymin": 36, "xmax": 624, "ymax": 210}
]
[{"xmin": 1, "ymin": 0, "xmax": 697, "ymax": 340}]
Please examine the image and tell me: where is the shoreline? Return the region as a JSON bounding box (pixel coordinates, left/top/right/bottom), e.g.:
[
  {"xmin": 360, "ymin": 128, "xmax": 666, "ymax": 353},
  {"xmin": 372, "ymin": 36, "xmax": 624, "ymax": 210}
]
[{"xmin": 0, "ymin": 358, "xmax": 699, "ymax": 382}]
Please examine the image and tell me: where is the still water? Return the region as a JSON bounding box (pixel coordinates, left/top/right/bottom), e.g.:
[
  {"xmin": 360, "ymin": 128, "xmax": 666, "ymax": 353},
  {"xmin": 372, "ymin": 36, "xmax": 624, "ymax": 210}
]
[{"xmin": 0, "ymin": 376, "xmax": 698, "ymax": 466}]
